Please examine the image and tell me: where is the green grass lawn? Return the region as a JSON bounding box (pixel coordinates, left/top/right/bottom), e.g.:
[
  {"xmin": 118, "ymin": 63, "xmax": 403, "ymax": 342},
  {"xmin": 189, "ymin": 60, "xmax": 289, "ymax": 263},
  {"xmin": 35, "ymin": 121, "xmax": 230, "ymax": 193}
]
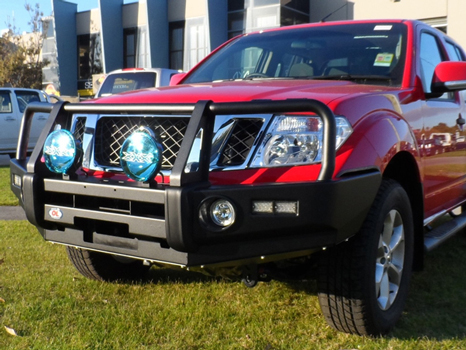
[
  {"xmin": 0, "ymin": 167, "xmax": 18, "ymax": 206},
  {"xmin": 1, "ymin": 221, "xmax": 466, "ymax": 349}
]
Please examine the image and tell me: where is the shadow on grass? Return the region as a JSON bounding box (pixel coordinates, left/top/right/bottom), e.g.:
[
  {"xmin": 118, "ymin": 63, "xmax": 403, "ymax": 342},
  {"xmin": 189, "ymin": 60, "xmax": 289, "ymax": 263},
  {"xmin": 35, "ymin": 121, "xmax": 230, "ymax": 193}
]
[
  {"xmin": 286, "ymin": 231, "xmax": 466, "ymax": 340},
  {"xmin": 143, "ymin": 266, "xmax": 219, "ymax": 285},
  {"xmin": 133, "ymin": 229, "xmax": 466, "ymax": 340}
]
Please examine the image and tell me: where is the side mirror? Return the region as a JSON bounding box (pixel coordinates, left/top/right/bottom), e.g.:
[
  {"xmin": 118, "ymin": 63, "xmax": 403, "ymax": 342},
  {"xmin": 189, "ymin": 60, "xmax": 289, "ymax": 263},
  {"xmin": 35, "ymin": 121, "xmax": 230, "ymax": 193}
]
[
  {"xmin": 170, "ymin": 73, "xmax": 187, "ymax": 86},
  {"xmin": 431, "ymin": 61, "xmax": 466, "ymax": 93}
]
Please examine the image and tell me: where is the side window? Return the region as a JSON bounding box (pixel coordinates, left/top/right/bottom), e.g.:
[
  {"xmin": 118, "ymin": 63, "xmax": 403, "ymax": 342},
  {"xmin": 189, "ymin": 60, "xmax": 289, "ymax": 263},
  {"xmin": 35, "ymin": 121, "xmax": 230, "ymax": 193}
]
[
  {"xmin": 0, "ymin": 91, "xmax": 12, "ymax": 113},
  {"xmin": 15, "ymin": 91, "xmax": 41, "ymax": 114},
  {"xmin": 445, "ymin": 42, "xmax": 463, "ymax": 62},
  {"xmin": 420, "ymin": 32, "xmax": 445, "ymax": 94},
  {"xmin": 445, "ymin": 41, "xmax": 465, "ymax": 61}
]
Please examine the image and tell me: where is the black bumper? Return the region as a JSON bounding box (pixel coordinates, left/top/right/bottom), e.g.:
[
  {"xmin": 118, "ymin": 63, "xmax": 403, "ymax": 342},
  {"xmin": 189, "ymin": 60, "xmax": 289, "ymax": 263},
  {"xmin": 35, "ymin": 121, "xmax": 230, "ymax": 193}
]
[
  {"xmin": 11, "ymin": 158, "xmax": 380, "ymax": 267},
  {"xmin": 10, "ymin": 99, "xmax": 381, "ymax": 267}
]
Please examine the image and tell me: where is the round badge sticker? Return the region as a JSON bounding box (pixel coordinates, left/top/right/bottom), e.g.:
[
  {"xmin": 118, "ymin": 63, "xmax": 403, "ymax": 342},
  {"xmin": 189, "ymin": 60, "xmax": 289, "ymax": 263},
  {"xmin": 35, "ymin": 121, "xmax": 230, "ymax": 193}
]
[{"xmin": 49, "ymin": 207, "xmax": 63, "ymax": 220}]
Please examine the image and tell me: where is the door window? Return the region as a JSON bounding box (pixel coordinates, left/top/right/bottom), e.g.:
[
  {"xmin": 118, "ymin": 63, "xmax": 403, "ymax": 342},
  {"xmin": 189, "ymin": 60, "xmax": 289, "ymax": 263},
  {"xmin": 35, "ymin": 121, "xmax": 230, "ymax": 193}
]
[
  {"xmin": 15, "ymin": 91, "xmax": 41, "ymax": 113},
  {"xmin": 0, "ymin": 92, "xmax": 12, "ymax": 113},
  {"xmin": 419, "ymin": 32, "xmax": 444, "ymax": 94}
]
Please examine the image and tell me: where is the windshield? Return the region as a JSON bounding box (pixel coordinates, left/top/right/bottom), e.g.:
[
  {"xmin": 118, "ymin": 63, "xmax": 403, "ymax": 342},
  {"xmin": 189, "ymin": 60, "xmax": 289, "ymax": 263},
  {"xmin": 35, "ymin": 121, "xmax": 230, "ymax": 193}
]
[
  {"xmin": 184, "ymin": 23, "xmax": 407, "ymax": 86},
  {"xmin": 97, "ymin": 72, "xmax": 157, "ymax": 97}
]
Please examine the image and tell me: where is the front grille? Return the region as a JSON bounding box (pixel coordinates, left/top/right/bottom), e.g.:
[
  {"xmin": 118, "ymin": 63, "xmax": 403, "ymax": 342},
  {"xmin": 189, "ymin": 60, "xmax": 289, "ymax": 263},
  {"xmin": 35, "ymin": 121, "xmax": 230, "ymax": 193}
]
[
  {"xmin": 94, "ymin": 116, "xmax": 189, "ymax": 169},
  {"xmin": 73, "ymin": 117, "xmax": 86, "ymax": 145},
  {"xmin": 218, "ymin": 119, "xmax": 263, "ymax": 166}
]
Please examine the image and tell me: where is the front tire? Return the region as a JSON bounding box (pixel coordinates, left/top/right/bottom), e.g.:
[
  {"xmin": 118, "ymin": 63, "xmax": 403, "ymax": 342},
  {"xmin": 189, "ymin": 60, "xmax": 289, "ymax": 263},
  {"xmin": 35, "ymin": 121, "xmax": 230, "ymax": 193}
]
[
  {"xmin": 66, "ymin": 247, "xmax": 150, "ymax": 282},
  {"xmin": 317, "ymin": 179, "xmax": 414, "ymax": 335}
]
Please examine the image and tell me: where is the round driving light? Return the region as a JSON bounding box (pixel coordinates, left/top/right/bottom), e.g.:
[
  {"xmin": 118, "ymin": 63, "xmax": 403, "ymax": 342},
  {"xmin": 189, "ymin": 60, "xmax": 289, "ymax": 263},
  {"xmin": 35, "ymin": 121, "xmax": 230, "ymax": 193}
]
[
  {"xmin": 120, "ymin": 127, "xmax": 163, "ymax": 182},
  {"xmin": 210, "ymin": 199, "xmax": 236, "ymax": 227},
  {"xmin": 43, "ymin": 129, "xmax": 77, "ymax": 174}
]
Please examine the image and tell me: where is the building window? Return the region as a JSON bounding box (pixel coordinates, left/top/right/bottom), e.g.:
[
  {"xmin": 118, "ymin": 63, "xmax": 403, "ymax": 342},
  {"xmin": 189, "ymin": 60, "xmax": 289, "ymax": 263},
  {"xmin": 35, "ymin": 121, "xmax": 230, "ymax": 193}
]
[
  {"xmin": 124, "ymin": 28, "xmax": 137, "ymax": 68},
  {"xmin": 281, "ymin": 2, "xmax": 309, "ymax": 27},
  {"xmin": 228, "ymin": 0, "xmax": 244, "ymax": 11},
  {"xmin": 77, "ymin": 33, "xmax": 103, "ymax": 96},
  {"xmin": 228, "ymin": 0, "xmax": 245, "ymax": 39},
  {"xmin": 282, "ymin": 0, "xmax": 310, "ymax": 14},
  {"xmin": 77, "ymin": 33, "xmax": 102, "ymax": 80},
  {"xmin": 186, "ymin": 18, "xmax": 207, "ymax": 70},
  {"xmin": 169, "ymin": 21, "xmax": 184, "ymax": 70}
]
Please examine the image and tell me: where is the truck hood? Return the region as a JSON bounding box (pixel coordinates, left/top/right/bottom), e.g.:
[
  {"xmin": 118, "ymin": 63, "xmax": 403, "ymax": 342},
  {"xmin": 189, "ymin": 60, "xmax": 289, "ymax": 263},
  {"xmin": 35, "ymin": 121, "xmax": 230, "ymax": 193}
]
[{"xmin": 91, "ymin": 79, "xmax": 401, "ymax": 106}]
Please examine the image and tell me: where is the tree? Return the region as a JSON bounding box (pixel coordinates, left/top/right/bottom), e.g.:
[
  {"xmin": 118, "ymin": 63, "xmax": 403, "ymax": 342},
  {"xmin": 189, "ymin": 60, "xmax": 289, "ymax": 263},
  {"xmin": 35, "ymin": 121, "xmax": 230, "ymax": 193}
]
[{"xmin": 0, "ymin": 2, "xmax": 49, "ymax": 89}]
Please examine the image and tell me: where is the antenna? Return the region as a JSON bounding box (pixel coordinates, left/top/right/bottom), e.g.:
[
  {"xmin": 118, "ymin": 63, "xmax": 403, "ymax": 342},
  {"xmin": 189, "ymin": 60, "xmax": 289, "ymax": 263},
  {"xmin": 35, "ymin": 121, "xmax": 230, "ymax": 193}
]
[{"xmin": 321, "ymin": 2, "xmax": 348, "ymax": 22}]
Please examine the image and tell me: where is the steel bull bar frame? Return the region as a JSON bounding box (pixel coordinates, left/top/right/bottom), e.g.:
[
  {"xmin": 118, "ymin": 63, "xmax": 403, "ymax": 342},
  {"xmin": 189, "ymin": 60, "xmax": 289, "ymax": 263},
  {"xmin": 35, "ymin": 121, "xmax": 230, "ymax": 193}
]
[{"xmin": 10, "ymin": 99, "xmax": 353, "ymax": 266}]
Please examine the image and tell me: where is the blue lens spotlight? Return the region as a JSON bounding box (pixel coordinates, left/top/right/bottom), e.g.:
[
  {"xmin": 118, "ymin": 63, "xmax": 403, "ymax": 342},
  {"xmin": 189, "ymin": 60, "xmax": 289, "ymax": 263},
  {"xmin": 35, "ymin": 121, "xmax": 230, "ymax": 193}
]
[
  {"xmin": 120, "ymin": 127, "xmax": 163, "ymax": 182},
  {"xmin": 43, "ymin": 129, "xmax": 77, "ymax": 174}
]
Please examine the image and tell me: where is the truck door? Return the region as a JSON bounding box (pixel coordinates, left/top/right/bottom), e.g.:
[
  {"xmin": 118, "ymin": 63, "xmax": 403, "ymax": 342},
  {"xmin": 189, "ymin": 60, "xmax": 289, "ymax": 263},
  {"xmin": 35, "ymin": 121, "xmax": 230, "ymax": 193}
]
[
  {"xmin": 0, "ymin": 90, "xmax": 20, "ymax": 153},
  {"xmin": 419, "ymin": 31, "xmax": 466, "ymax": 216}
]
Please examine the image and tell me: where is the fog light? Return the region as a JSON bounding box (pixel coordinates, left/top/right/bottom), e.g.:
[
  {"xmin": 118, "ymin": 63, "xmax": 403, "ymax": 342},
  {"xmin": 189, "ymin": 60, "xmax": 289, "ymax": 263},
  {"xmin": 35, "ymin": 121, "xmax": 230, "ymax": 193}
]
[
  {"xmin": 120, "ymin": 127, "xmax": 163, "ymax": 182},
  {"xmin": 43, "ymin": 129, "xmax": 76, "ymax": 174},
  {"xmin": 210, "ymin": 199, "xmax": 236, "ymax": 227}
]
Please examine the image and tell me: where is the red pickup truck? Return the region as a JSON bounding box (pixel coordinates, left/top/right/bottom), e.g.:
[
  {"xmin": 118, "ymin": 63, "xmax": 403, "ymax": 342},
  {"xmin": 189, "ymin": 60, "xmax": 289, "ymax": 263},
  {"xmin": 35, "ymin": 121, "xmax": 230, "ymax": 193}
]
[{"xmin": 10, "ymin": 19, "xmax": 466, "ymax": 335}]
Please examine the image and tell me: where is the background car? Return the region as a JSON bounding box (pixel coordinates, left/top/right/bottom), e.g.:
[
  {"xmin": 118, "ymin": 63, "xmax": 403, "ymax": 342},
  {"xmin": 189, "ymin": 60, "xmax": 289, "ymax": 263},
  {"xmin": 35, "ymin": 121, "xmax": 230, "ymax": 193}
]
[
  {"xmin": 94, "ymin": 68, "xmax": 180, "ymax": 98},
  {"xmin": 0, "ymin": 87, "xmax": 51, "ymax": 157}
]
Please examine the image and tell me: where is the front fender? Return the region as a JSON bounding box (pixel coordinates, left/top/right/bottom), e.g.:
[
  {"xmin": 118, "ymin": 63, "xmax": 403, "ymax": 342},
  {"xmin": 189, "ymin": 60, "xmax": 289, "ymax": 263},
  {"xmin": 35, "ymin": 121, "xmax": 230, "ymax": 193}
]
[{"xmin": 336, "ymin": 111, "xmax": 419, "ymax": 177}]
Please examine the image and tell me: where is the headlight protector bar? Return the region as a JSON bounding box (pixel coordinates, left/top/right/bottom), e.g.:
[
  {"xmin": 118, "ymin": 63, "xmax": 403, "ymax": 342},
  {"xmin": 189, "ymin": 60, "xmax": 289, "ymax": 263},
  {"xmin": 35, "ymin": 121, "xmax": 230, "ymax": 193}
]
[{"xmin": 17, "ymin": 99, "xmax": 338, "ymax": 184}]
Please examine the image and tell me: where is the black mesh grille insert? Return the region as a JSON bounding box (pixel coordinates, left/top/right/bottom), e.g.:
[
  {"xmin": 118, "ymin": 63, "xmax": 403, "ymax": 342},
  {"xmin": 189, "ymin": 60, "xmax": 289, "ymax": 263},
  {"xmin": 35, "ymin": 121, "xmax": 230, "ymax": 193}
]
[
  {"xmin": 94, "ymin": 116, "xmax": 189, "ymax": 169},
  {"xmin": 218, "ymin": 119, "xmax": 263, "ymax": 166},
  {"xmin": 73, "ymin": 117, "xmax": 86, "ymax": 145}
]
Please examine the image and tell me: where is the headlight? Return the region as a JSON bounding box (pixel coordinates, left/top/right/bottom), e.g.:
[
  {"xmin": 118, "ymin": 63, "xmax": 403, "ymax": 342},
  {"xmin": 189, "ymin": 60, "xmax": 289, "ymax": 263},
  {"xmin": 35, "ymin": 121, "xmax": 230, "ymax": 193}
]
[{"xmin": 250, "ymin": 115, "xmax": 352, "ymax": 167}]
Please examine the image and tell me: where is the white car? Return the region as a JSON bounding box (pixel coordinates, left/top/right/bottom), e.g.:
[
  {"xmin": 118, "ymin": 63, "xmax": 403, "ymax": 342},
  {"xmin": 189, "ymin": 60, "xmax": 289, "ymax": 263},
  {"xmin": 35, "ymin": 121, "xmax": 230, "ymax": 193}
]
[
  {"xmin": 95, "ymin": 68, "xmax": 180, "ymax": 98},
  {"xmin": 0, "ymin": 88, "xmax": 51, "ymax": 156}
]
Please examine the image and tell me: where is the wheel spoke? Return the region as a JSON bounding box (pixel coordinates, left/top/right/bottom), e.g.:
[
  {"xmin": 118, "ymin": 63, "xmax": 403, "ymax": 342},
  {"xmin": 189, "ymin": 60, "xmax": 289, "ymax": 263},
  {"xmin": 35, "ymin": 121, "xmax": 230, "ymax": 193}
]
[
  {"xmin": 387, "ymin": 261, "xmax": 402, "ymax": 286},
  {"xmin": 375, "ymin": 263, "xmax": 384, "ymax": 285},
  {"xmin": 377, "ymin": 270, "xmax": 390, "ymax": 310},
  {"xmin": 382, "ymin": 210, "xmax": 396, "ymax": 245},
  {"xmin": 389, "ymin": 223, "xmax": 404, "ymax": 252},
  {"xmin": 376, "ymin": 209, "xmax": 406, "ymax": 311}
]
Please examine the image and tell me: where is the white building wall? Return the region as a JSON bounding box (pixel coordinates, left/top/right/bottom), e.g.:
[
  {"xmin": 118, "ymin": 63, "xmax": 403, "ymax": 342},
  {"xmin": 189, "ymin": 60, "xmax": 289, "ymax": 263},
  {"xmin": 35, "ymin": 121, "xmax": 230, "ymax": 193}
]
[
  {"xmin": 447, "ymin": 0, "xmax": 466, "ymax": 49},
  {"xmin": 310, "ymin": 0, "xmax": 466, "ymax": 52},
  {"xmin": 352, "ymin": 0, "xmax": 447, "ymax": 20}
]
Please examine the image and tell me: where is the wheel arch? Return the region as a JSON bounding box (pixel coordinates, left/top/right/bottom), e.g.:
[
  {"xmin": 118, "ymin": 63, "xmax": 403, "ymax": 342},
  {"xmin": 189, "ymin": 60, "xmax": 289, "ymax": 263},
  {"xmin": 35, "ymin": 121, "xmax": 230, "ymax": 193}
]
[{"xmin": 383, "ymin": 151, "xmax": 424, "ymax": 270}]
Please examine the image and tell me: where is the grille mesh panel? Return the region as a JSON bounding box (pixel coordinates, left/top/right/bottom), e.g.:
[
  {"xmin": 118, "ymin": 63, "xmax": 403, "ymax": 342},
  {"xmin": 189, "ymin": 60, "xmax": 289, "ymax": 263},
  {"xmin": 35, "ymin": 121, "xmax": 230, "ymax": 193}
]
[
  {"xmin": 218, "ymin": 119, "xmax": 263, "ymax": 166},
  {"xmin": 87, "ymin": 116, "xmax": 264, "ymax": 170},
  {"xmin": 73, "ymin": 117, "xmax": 86, "ymax": 145},
  {"xmin": 94, "ymin": 116, "xmax": 189, "ymax": 169}
]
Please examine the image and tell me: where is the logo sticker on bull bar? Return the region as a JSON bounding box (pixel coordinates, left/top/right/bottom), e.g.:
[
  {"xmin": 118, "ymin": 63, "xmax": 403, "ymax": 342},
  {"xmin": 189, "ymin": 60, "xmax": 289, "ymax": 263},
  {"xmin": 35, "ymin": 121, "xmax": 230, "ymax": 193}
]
[{"xmin": 49, "ymin": 207, "xmax": 63, "ymax": 220}]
